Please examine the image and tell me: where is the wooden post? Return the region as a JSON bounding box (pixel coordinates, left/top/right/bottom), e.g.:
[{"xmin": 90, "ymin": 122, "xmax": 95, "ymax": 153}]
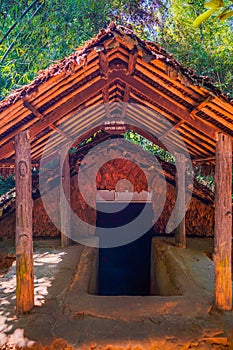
[
  {"xmin": 15, "ymin": 131, "xmax": 34, "ymax": 314},
  {"xmin": 214, "ymin": 133, "xmax": 232, "ymax": 311},
  {"xmin": 174, "ymin": 153, "xmax": 186, "ymax": 248},
  {"xmin": 60, "ymin": 150, "xmax": 72, "ymax": 247}
]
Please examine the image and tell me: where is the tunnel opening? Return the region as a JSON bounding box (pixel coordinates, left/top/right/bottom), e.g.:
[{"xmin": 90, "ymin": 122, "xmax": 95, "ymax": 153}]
[{"xmin": 96, "ymin": 199, "xmax": 154, "ymax": 296}]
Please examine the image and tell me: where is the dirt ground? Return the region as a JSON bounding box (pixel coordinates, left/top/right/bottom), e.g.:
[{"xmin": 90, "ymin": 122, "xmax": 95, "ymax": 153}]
[{"xmin": 0, "ymin": 237, "xmax": 232, "ymax": 350}]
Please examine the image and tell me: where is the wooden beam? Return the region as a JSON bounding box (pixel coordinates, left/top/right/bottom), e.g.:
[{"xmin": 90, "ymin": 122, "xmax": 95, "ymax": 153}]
[
  {"xmin": 214, "ymin": 133, "xmax": 232, "ymax": 311},
  {"xmin": 192, "ymin": 156, "xmax": 215, "ymax": 163},
  {"xmin": 119, "ymin": 72, "xmax": 219, "ymax": 140},
  {"xmin": 190, "ymin": 95, "xmax": 213, "ymax": 118},
  {"xmin": 0, "ymin": 71, "xmax": 120, "ymax": 160},
  {"xmin": 102, "ymin": 86, "xmax": 110, "ymax": 118},
  {"xmin": 23, "ymin": 100, "xmax": 74, "ymax": 142},
  {"xmin": 99, "ymin": 50, "xmax": 109, "ymax": 78},
  {"xmin": 0, "ymin": 159, "xmax": 39, "ymax": 165},
  {"xmin": 121, "ymin": 84, "xmax": 131, "ymax": 119},
  {"xmin": 60, "ymin": 150, "xmax": 72, "ymax": 247},
  {"xmin": 159, "ymin": 120, "xmax": 184, "ymax": 141},
  {"xmin": 128, "ymin": 48, "xmax": 138, "ymax": 75},
  {"xmin": 174, "ymin": 153, "xmax": 186, "ymax": 248},
  {"xmin": 15, "ymin": 130, "xmax": 34, "ymax": 314}
]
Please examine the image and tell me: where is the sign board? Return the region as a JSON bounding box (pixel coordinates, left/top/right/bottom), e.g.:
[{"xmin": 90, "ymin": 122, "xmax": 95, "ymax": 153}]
[{"xmin": 104, "ymin": 119, "xmax": 126, "ymax": 134}]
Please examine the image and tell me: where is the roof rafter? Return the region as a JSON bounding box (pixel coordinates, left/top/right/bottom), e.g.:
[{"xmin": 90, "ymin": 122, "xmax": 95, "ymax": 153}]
[
  {"xmin": 0, "ymin": 71, "xmax": 121, "ymax": 160},
  {"xmin": 23, "ymin": 99, "xmax": 74, "ymax": 142},
  {"xmin": 117, "ymin": 72, "xmax": 221, "ymax": 140}
]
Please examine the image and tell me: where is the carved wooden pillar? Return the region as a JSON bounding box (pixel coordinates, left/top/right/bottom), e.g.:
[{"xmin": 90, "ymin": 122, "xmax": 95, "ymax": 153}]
[
  {"xmin": 174, "ymin": 153, "xmax": 186, "ymax": 248},
  {"xmin": 214, "ymin": 133, "xmax": 232, "ymax": 311},
  {"xmin": 15, "ymin": 131, "xmax": 34, "ymax": 314},
  {"xmin": 60, "ymin": 150, "xmax": 72, "ymax": 247}
]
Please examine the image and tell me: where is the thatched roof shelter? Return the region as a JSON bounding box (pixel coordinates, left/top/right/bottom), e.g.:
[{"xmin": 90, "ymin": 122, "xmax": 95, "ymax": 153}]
[{"xmin": 0, "ymin": 23, "xmax": 232, "ymax": 314}]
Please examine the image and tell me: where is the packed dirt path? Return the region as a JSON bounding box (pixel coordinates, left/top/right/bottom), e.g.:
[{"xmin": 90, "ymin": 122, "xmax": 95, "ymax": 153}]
[{"xmin": 0, "ymin": 238, "xmax": 232, "ymax": 350}]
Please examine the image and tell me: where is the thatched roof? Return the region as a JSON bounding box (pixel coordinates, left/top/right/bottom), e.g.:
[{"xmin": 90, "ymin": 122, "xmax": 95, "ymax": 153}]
[{"xmin": 0, "ymin": 22, "xmax": 232, "ymax": 165}]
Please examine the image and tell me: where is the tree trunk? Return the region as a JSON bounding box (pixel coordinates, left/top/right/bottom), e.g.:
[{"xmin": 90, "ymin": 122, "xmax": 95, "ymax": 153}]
[
  {"xmin": 214, "ymin": 133, "xmax": 232, "ymax": 311},
  {"xmin": 15, "ymin": 131, "xmax": 34, "ymax": 314}
]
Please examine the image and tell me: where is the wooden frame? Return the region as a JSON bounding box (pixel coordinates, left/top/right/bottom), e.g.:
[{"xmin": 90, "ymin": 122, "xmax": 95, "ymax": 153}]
[{"xmin": 0, "ymin": 24, "xmax": 231, "ymax": 313}]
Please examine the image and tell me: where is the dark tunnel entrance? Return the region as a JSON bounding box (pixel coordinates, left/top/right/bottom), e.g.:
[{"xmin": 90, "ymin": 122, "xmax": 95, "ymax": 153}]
[{"xmin": 96, "ymin": 200, "xmax": 154, "ymax": 296}]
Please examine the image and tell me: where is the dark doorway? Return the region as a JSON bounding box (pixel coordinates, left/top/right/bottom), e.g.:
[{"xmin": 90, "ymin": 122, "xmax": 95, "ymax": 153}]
[{"xmin": 96, "ymin": 202, "xmax": 153, "ymax": 296}]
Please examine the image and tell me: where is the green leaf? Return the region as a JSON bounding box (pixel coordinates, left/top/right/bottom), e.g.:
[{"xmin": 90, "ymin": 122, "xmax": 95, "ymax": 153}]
[{"xmin": 193, "ymin": 8, "xmax": 217, "ymax": 26}]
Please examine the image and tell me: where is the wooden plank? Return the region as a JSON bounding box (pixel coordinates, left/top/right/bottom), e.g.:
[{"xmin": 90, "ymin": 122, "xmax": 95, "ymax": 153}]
[
  {"xmin": 121, "ymin": 84, "xmax": 131, "ymax": 119},
  {"xmin": 60, "ymin": 150, "xmax": 72, "ymax": 247},
  {"xmin": 174, "ymin": 153, "xmax": 186, "ymax": 248},
  {"xmin": 0, "ymin": 71, "xmax": 120, "ymax": 160},
  {"xmin": 159, "ymin": 120, "xmax": 184, "ymax": 141},
  {"xmin": 0, "ymin": 75, "xmax": 102, "ymax": 153},
  {"xmin": 23, "ymin": 99, "xmax": 74, "ymax": 142},
  {"xmin": 212, "ymin": 97, "xmax": 233, "ymax": 117},
  {"xmin": 29, "ymin": 71, "xmax": 119, "ymax": 138},
  {"xmin": 179, "ymin": 123, "xmax": 215, "ymax": 148},
  {"xmin": 109, "ymin": 48, "xmax": 203, "ymax": 102},
  {"xmin": 195, "ymin": 105, "xmax": 233, "ymax": 133},
  {"xmin": 0, "ymin": 159, "xmax": 38, "ymax": 165},
  {"xmin": 15, "ymin": 131, "xmax": 34, "ymax": 314},
  {"xmin": 99, "ymin": 51, "xmax": 109, "ymax": 78},
  {"xmin": 102, "ymin": 86, "xmax": 110, "ymax": 118},
  {"xmin": 214, "ymin": 133, "xmax": 232, "ymax": 311},
  {"xmin": 190, "ymin": 95, "xmax": 213, "ymax": 117},
  {"xmin": 128, "ymin": 48, "xmax": 138, "ymax": 75},
  {"xmin": 193, "ymin": 156, "xmax": 215, "ymax": 163},
  {"xmin": 118, "ymin": 72, "xmax": 219, "ymax": 140},
  {"xmin": 0, "ymin": 51, "xmax": 99, "ymax": 132},
  {"xmin": 126, "ymin": 106, "xmax": 209, "ymax": 157},
  {"xmin": 136, "ymin": 58, "xmax": 199, "ymax": 104}
]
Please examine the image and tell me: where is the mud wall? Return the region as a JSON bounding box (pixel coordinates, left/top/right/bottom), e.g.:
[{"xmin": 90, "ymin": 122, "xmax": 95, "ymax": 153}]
[{"xmin": 0, "ymin": 142, "xmax": 214, "ymax": 239}]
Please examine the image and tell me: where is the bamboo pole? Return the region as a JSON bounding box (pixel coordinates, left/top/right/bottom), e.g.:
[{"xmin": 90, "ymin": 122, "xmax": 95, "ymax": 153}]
[
  {"xmin": 15, "ymin": 130, "xmax": 34, "ymax": 314},
  {"xmin": 214, "ymin": 133, "xmax": 232, "ymax": 311}
]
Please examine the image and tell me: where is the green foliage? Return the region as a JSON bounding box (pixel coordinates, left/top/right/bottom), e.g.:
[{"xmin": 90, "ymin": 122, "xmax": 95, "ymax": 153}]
[
  {"xmin": 155, "ymin": 0, "xmax": 233, "ymax": 96},
  {"xmin": 193, "ymin": 0, "xmax": 233, "ymax": 26},
  {"xmin": 195, "ymin": 170, "xmax": 215, "ymax": 191},
  {"xmin": 0, "ymin": 174, "xmax": 15, "ymax": 196},
  {"xmin": 0, "ymin": 0, "xmax": 232, "ymax": 98},
  {"xmin": 124, "ymin": 130, "xmax": 175, "ymax": 163},
  {"xmin": 0, "ymin": 0, "xmax": 111, "ymax": 99}
]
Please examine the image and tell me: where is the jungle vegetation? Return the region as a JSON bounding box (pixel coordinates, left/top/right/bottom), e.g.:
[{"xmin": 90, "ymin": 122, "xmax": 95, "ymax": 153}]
[
  {"xmin": 0, "ymin": 0, "xmax": 232, "ymax": 99},
  {"xmin": 0, "ymin": 0, "xmax": 232, "ymax": 194}
]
